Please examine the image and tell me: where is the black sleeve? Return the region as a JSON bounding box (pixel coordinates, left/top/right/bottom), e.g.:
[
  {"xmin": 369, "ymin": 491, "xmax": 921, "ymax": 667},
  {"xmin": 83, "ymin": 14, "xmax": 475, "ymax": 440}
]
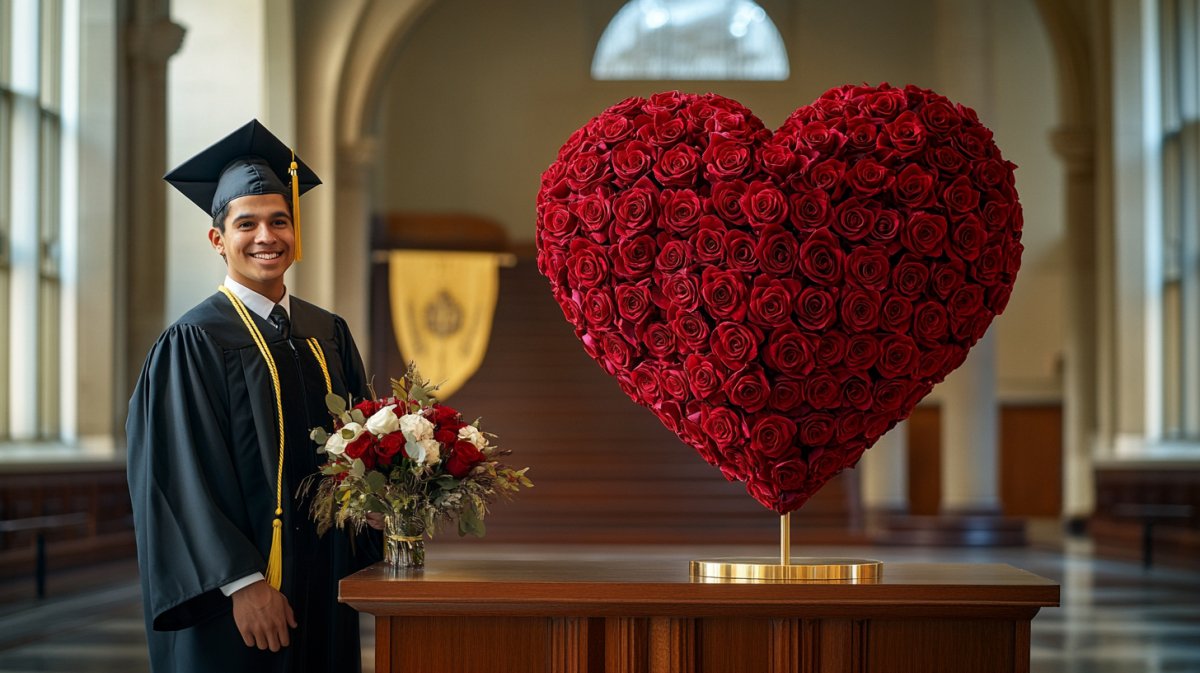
[{"xmin": 126, "ymin": 325, "xmax": 266, "ymax": 631}]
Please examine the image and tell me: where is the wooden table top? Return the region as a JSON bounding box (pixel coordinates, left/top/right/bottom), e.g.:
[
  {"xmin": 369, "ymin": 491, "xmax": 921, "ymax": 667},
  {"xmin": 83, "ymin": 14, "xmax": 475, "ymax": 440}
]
[{"xmin": 340, "ymin": 558, "xmax": 1060, "ymax": 616}]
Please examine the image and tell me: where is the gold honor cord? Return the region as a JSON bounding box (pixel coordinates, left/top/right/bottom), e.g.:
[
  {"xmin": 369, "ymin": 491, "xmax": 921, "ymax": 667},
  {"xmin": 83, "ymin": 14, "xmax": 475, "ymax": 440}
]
[
  {"xmin": 305, "ymin": 338, "xmax": 332, "ymax": 395},
  {"xmin": 218, "ymin": 286, "xmax": 287, "ymax": 590}
]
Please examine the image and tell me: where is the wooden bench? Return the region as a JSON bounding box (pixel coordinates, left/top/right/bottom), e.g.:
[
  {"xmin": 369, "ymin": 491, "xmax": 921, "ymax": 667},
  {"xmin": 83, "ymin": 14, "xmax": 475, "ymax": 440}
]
[
  {"xmin": 1111, "ymin": 503, "xmax": 1195, "ymax": 568},
  {"xmin": 0, "ymin": 513, "xmax": 90, "ymax": 598}
]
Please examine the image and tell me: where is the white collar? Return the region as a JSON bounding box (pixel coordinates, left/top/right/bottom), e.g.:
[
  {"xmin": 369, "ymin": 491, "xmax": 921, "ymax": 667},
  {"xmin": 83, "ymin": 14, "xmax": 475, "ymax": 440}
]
[{"xmin": 222, "ymin": 275, "xmax": 290, "ymax": 321}]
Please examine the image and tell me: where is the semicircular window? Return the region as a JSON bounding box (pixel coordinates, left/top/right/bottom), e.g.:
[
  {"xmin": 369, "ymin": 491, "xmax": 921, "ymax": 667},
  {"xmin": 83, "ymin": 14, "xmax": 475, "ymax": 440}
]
[{"xmin": 592, "ymin": 0, "xmax": 789, "ymax": 81}]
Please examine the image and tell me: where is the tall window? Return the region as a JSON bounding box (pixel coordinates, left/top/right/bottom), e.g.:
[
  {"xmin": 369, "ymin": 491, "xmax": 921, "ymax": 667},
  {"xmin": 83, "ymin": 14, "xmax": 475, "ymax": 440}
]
[
  {"xmin": 0, "ymin": 0, "xmax": 64, "ymax": 441},
  {"xmin": 1160, "ymin": 0, "xmax": 1200, "ymax": 440},
  {"xmin": 592, "ymin": 0, "xmax": 789, "ymax": 81}
]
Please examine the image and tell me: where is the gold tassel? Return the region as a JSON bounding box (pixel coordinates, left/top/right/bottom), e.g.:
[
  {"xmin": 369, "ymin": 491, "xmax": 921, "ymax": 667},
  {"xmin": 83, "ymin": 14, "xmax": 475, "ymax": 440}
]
[
  {"xmin": 290, "ymin": 152, "xmax": 302, "ymax": 262},
  {"xmin": 266, "ymin": 508, "xmax": 283, "ymax": 589}
]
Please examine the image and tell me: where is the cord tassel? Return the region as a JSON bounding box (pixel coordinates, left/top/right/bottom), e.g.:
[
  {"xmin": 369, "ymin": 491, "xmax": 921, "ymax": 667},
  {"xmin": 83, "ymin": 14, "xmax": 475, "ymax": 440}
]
[
  {"xmin": 290, "ymin": 153, "xmax": 302, "ymax": 262},
  {"xmin": 266, "ymin": 509, "xmax": 284, "ymax": 590}
]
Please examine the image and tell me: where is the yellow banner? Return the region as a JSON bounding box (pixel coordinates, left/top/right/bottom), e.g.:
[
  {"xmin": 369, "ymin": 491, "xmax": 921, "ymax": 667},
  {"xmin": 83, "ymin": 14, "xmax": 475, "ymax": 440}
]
[{"xmin": 387, "ymin": 250, "xmax": 500, "ymax": 400}]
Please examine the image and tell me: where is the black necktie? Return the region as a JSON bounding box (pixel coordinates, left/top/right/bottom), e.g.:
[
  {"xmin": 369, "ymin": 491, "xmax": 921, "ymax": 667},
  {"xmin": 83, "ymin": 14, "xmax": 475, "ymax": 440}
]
[{"xmin": 268, "ymin": 304, "xmax": 290, "ymax": 339}]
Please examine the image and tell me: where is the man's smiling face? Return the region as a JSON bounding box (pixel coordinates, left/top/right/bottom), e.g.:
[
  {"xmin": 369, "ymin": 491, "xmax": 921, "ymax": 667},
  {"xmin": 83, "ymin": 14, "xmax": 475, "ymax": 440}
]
[{"xmin": 208, "ymin": 192, "xmax": 294, "ymax": 301}]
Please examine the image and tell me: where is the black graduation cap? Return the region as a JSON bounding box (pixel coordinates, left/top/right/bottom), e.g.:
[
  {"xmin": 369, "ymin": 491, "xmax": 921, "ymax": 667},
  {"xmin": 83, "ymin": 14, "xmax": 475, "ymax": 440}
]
[{"xmin": 164, "ymin": 119, "xmax": 320, "ymax": 260}]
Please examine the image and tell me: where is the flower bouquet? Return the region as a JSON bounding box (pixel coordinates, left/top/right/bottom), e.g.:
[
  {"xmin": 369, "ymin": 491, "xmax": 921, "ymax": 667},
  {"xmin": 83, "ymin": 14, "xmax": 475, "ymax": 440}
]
[{"xmin": 304, "ymin": 363, "xmax": 532, "ymax": 568}]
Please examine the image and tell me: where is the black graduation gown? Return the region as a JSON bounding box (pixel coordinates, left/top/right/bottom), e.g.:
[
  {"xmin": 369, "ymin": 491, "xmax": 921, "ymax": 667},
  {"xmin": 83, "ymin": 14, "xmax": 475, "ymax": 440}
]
[{"xmin": 126, "ymin": 292, "xmax": 380, "ymax": 673}]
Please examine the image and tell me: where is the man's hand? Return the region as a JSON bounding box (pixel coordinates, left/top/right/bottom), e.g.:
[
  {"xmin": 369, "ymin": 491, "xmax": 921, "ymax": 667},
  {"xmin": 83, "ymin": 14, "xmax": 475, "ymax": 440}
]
[
  {"xmin": 231, "ymin": 580, "xmax": 297, "ymax": 651},
  {"xmin": 365, "ymin": 512, "xmax": 385, "ymax": 531}
]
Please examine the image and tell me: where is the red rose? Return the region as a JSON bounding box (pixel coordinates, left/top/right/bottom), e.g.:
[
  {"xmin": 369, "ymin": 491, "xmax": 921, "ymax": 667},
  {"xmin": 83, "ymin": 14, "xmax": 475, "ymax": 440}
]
[
  {"xmin": 592, "ymin": 113, "xmax": 635, "ymax": 144},
  {"xmin": 918, "ymin": 344, "xmax": 959, "ymax": 379},
  {"xmin": 669, "ymin": 309, "xmax": 711, "ymax": 352},
  {"xmin": 662, "ymin": 272, "xmax": 700, "ymax": 311},
  {"xmin": 876, "ymin": 334, "xmax": 918, "ymax": 378},
  {"xmin": 871, "ymin": 209, "xmax": 901, "ymax": 242},
  {"xmin": 646, "ymin": 91, "xmax": 685, "ymax": 114},
  {"xmin": 700, "ymin": 267, "xmax": 748, "ymax": 321},
  {"xmin": 435, "ymin": 427, "xmax": 456, "ymax": 446},
  {"xmin": 880, "ymin": 295, "xmax": 914, "ymax": 333},
  {"xmin": 949, "ymin": 284, "xmax": 986, "ymax": 318},
  {"xmin": 775, "ymin": 459, "xmax": 808, "ymax": 490},
  {"xmin": 723, "ymin": 366, "xmax": 770, "ymax": 413},
  {"xmin": 769, "ymin": 377, "xmax": 804, "ymax": 412},
  {"xmin": 804, "ymin": 158, "xmax": 847, "ymax": 195},
  {"xmin": 893, "ymin": 255, "xmax": 931, "ymax": 297},
  {"xmin": 759, "ymin": 142, "xmax": 796, "ymax": 179},
  {"xmin": 565, "ymin": 150, "xmax": 612, "ymax": 191},
  {"xmin": 893, "ymin": 164, "xmax": 936, "ymax": 208},
  {"xmin": 691, "ymin": 216, "xmax": 727, "ymax": 264},
  {"xmin": 884, "ymin": 110, "xmax": 925, "ymax": 155},
  {"xmin": 866, "ymin": 87, "xmax": 907, "ymax": 118},
  {"xmin": 702, "ymin": 133, "xmax": 753, "ymax": 181},
  {"xmin": 845, "ymin": 247, "xmax": 890, "ymax": 291},
  {"xmin": 841, "ymin": 372, "xmax": 873, "ymax": 410},
  {"xmin": 601, "ymin": 332, "xmax": 636, "ymax": 371},
  {"xmin": 352, "ymin": 398, "xmax": 384, "ymax": 417},
  {"xmin": 839, "ymin": 288, "xmax": 882, "ymax": 333},
  {"xmin": 612, "ymin": 178, "xmax": 658, "ymax": 237},
  {"xmin": 845, "ymin": 158, "xmax": 892, "ymax": 197},
  {"xmin": 570, "ymin": 191, "xmax": 612, "ymax": 235},
  {"xmin": 640, "ymin": 322, "xmax": 677, "ymax": 359},
  {"xmin": 832, "ymin": 198, "xmax": 876, "ymax": 242},
  {"xmin": 798, "ymin": 229, "xmax": 844, "ymax": 285},
  {"xmin": 845, "ymin": 118, "xmax": 878, "ymax": 150},
  {"xmin": 797, "ymin": 120, "xmax": 845, "ymax": 152},
  {"xmin": 789, "ymin": 190, "xmax": 830, "ymax": 230},
  {"xmin": 764, "ymin": 327, "xmax": 815, "ymax": 376},
  {"xmin": 815, "ymin": 332, "xmax": 848, "ymax": 366},
  {"xmin": 701, "ymin": 406, "xmax": 744, "ymax": 449},
  {"xmin": 660, "ymin": 367, "xmax": 688, "ymax": 401},
  {"xmin": 615, "ymin": 283, "xmax": 652, "ymax": 323},
  {"xmin": 806, "ymin": 447, "xmax": 845, "ymax": 484},
  {"xmin": 795, "ymin": 287, "xmax": 837, "ymax": 331},
  {"xmin": 873, "ymin": 379, "xmax": 911, "ymax": 411},
  {"xmin": 345, "ymin": 432, "xmax": 376, "ymax": 466},
  {"xmin": 711, "ymin": 321, "xmax": 760, "ymax": 369},
  {"xmin": 900, "ymin": 212, "xmax": 947, "ymax": 257},
  {"xmin": 981, "ymin": 192, "xmax": 1012, "ymax": 231},
  {"xmin": 446, "ymin": 440, "xmax": 485, "ymax": 478},
  {"xmin": 540, "ymin": 203, "xmax": 578, "ymax": 243},
  {"xmin": 748, "ymin": 278, "xmax": 795, "ymax": 328},
  {"xmin": 566, "ymin": 239, "xmax": 610, "ymax": 288},
  {"xmin": 723, "ymin": 229, "xmax": 759, "ymax": 273},
  {"xmin": 797, "ymin": 413, "xmax": 836, "ymax": 447},
  {"xmin": 653, "ymin": 143, "xmax": 702, "ymax": 187},
  {"xmin": 429, "ymin": 404, "xmax": 460, "ymax": 428},
  {"xmin": 684, "ymin": 354, "xmax": 726, "ymax": 400},
  {"xmin": 972, "ymin": 158, "xmax": 1013, "ymax": 189},
  {"xmin": 581, "ymin": 287, "xmax": 614, "ymax": 326},
  {"xmin": 926, "ymin": 146, "xmax": 969, "ymax": 175},
  {"xmin": 988, "ymin": 282, "xmax": 1014, "ymax": 315},
  {"xmin": 611, "ymin": 140, "xmax": 655, "ymax": 186},
  {"xmin": 630, "ymin": 362, "xmax": 661, "ymax": 402},
  {"xmin": 918, "ymin": 98, "xmax": 961, "ymax": 135},
  {"xmin": 931, "ymin": 259, "xmax": 966, "ymax": 299},
  {"xmin": 611, "ymin": 235, "xmax": 656, "ymax": 280},
  {"xmin": 660, "ymin": 188, "xmax": 703, "ymax": 235},
  {"xmin": 639, "ymin": 110, "xmax": 688, "ymax": 146},
  {"xmin": 844, "ymin": 334, "xmax": 880, "ymax": 371},
  {"xmin": 741, "ymin": 181, "xmax": 789, "ymax": 228},
  {"xmin": 912, "ymin": 301, "xmax": 949, "ymax": 345},
  {"xmin": 950, "ymin": 214, "xmax": 987, "ymax": 261},
  {"xmin": 802, "ymin": 373, "xmax": 839, "ymax": 414},
  {"xmin": 711, "ymin": 180, "xmax": 749, "ymax": 224},
  {"xmin": 953, "ymin": 125, "xmax": 994, "ymax": 159},
  {"xmin": 655, "ymin": 239, "xmax": 692, "ymax": 273},
  {"xmin": 943, "ymin": 175, "xmax": 981, "ymax": 213},
  {"xmin": 753, "ymin": 224, "xmax": 799, "ymax": 276},
  {"xmin": 750, "ymin": 414, "xmax": 797, "ymax": 459},
  {"xmin": 377, "ymin": 432, "xmax": 405, "ymax": 462}
]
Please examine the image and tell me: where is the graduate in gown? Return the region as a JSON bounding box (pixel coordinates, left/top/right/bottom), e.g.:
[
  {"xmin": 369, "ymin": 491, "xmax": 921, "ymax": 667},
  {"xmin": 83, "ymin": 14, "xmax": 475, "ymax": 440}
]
[{"xmin": 127, "ymin": 120, "xmax": 380, "ymax": 673}]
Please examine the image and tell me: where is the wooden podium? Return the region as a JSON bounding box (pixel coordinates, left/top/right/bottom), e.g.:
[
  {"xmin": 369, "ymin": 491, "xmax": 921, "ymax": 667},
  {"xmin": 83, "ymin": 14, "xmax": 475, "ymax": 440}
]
[{"xmin": 340, "ymin": 559, "xmax": 1058, "ymax": 673}]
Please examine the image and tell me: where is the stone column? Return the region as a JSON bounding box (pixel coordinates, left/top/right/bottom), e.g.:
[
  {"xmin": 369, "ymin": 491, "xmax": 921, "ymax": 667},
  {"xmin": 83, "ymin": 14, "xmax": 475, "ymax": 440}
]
[
  {"xmin": 118, "ymin": 0, "xmax": 185, "ymax": 411},
  {"xmin": 940, "ymin": 331, "xmax": 1001, "ymax": 513}
]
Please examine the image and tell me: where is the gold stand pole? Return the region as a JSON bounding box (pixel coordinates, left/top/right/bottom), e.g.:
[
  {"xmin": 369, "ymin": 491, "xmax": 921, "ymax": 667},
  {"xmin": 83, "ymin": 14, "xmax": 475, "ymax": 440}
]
[{"xmin": 691, "ymin": 512, "xmax": 882, "ymax": 582}]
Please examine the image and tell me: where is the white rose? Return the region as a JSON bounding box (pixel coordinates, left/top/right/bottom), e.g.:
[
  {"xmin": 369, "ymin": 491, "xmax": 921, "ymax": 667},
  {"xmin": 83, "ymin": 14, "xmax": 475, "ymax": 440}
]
[
  {"xmin": 457, "ymin": 425, "xmax": 488, "ymax": 450},
  {"xmin": 365, "ymin": 404, "xmax": 400, "ymax": 436},
  {"xmin": 326, "ymin": 422, "xmax": 364, "ymax": 456},
  {"xmin": 399, "ymin": 413, "xmax": 434, "ymax": 442},
  {"xmin": 404, "ymin": 436, "xmax": 442, "ymax": 465}
]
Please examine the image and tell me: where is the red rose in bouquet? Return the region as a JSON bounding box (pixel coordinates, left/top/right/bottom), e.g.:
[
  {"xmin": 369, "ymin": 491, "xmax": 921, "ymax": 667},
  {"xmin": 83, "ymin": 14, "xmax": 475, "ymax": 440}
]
[{"xmin": 536, "ymin": 84, "xmax": 1022, "ymax": 513}]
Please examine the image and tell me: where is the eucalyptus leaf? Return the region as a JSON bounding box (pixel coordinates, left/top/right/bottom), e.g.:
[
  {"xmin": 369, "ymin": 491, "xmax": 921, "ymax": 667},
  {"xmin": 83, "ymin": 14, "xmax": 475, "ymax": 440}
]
[
  {"xmin": 349, "ymin": 459, "xmax": 366, "ymax": 479},
  {"xmin": 326, "ymin": 393, "xmax": 347, "ymax": 416},
  {"xmin": 365, "ymin": 470, "xmax": 386, "ymax": 493},
  {"xmin": 350, "ymin": 409, "xmax": 366, "ymax": 425},
  {"xmin": 310, "ymin": 427, "xmax": 329, "ymax": 445}
]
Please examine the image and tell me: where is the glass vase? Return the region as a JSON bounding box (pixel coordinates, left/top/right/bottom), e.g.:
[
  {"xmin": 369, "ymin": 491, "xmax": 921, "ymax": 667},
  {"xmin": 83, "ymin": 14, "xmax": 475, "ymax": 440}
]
[{"xmin": 383, "ymin": 512, "xmax": 426, "ymax": 570}]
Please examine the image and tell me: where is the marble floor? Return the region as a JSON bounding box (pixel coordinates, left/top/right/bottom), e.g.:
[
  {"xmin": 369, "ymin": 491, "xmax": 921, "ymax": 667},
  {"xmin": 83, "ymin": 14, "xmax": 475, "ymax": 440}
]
[{"xmin": 0, "ymin": 535, "xmax": 1197, "ymax": 672}]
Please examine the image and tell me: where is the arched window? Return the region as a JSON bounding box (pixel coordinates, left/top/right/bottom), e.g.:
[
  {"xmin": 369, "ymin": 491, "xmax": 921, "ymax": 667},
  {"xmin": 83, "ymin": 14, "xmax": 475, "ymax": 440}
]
[{"xmin": 592, "ymin": 0, "xmax": 789, "ymax": 81}]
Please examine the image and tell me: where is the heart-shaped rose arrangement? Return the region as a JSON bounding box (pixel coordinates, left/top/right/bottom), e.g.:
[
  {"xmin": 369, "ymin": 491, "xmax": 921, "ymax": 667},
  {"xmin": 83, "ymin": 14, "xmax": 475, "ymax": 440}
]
[{"xmin": 535, "ymin": 84, "xmax": 1022, "ymax": 513}]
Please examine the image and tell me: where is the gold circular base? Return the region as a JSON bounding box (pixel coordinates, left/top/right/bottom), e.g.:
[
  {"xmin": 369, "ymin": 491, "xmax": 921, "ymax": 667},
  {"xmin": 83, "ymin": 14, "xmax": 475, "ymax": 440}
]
[{"xmin": 690, "ymin": 557, "xmax": 883, "ymax": 582}]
